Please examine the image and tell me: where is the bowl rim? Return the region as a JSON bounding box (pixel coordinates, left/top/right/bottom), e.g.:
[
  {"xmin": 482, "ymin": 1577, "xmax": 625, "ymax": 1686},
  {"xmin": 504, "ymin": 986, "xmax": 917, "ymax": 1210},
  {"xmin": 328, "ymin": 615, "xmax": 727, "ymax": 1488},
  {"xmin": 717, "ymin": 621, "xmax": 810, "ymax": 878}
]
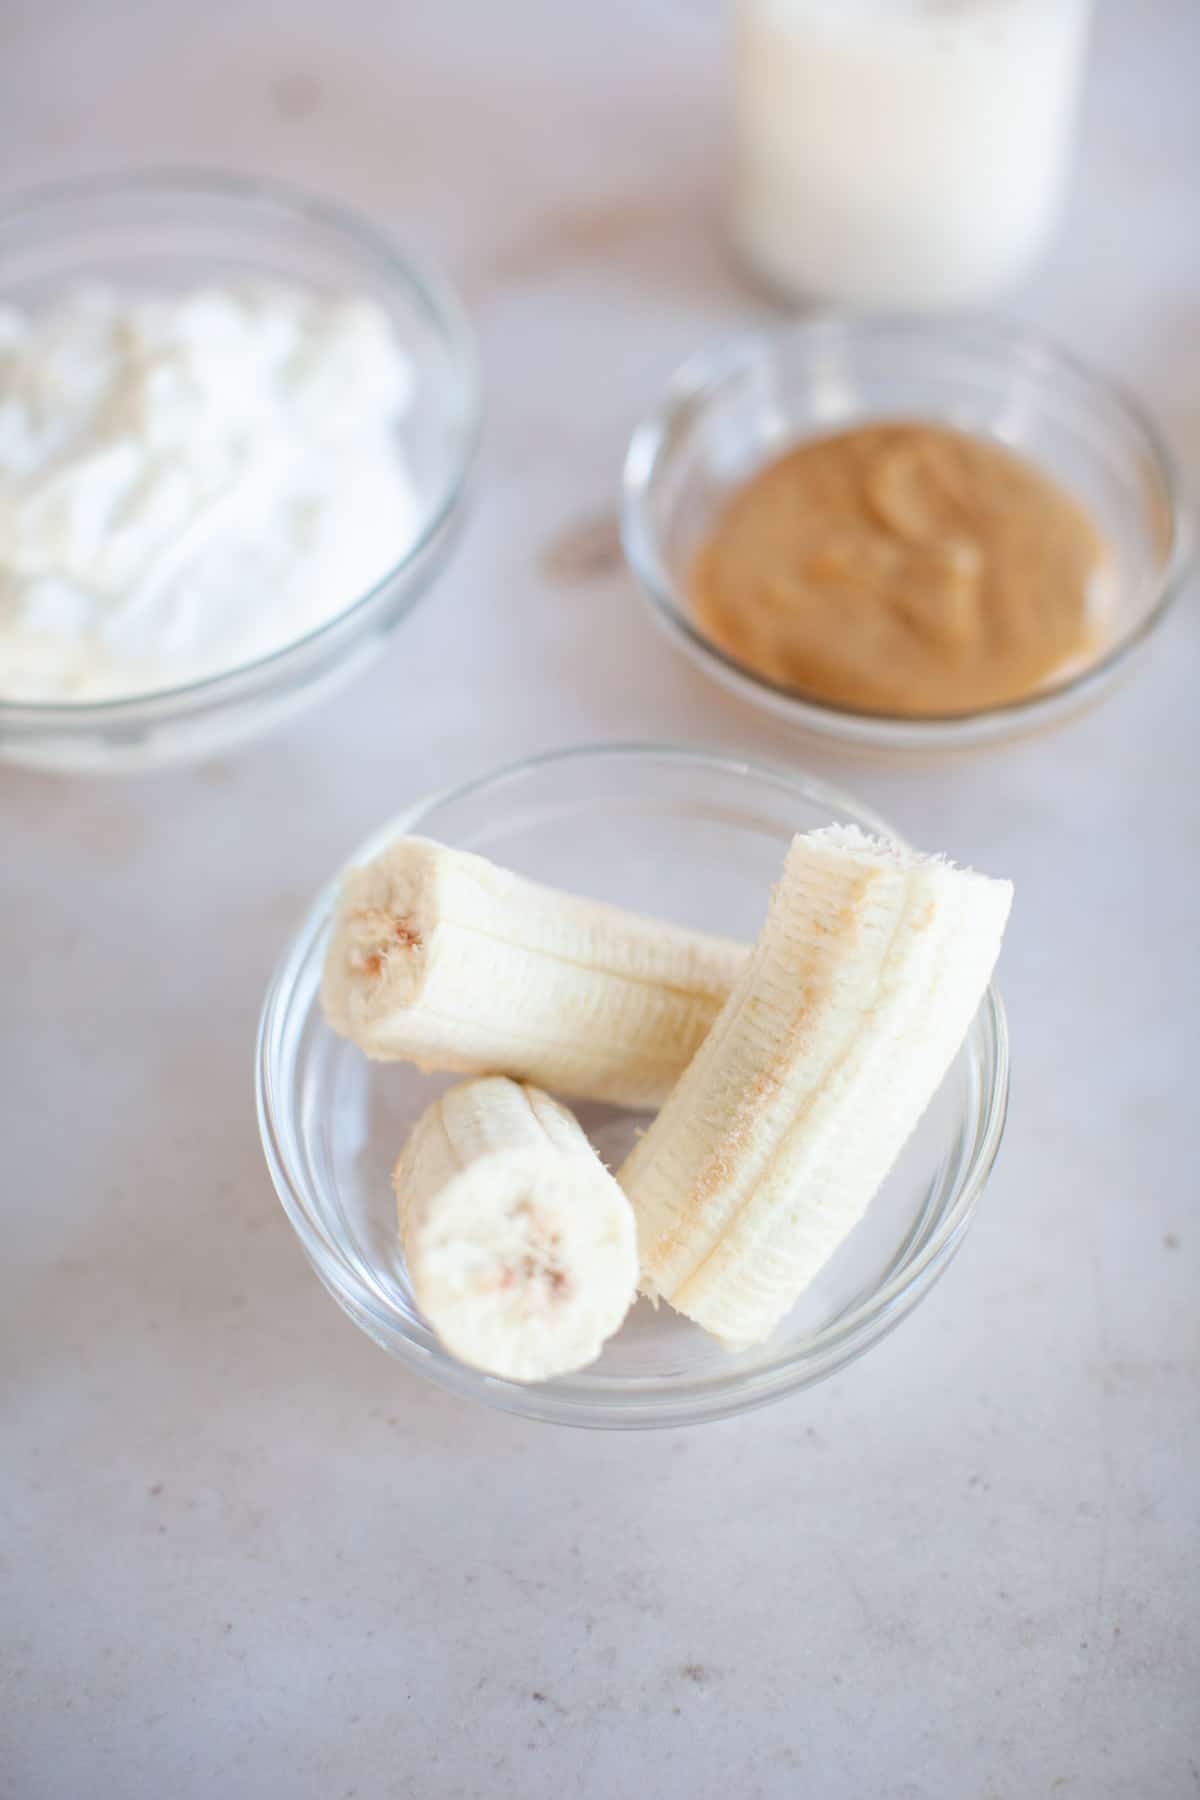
[
  {"xmin": 255, "ymin": 740, "xmax": 1011, "ymax": 1429},
  {"xmin": 0, "ymin": 167, "xmax": 482, "ymax": 723},
  {"xmin": 621, "ymin": 312, "xmax": 1194, "ymax": 748}
]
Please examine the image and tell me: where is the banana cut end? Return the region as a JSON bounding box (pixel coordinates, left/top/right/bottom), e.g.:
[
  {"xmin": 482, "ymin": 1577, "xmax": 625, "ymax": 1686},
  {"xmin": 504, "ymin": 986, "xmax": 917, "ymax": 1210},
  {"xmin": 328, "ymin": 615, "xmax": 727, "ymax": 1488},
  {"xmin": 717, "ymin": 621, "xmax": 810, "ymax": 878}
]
[
  {"xmin": 394, "ymin": 1078, "xmax": 640, "ymax": 1383},
  {"xmin": 320, "ymin": 837, "xmax": 439, "ymax": 1039}
]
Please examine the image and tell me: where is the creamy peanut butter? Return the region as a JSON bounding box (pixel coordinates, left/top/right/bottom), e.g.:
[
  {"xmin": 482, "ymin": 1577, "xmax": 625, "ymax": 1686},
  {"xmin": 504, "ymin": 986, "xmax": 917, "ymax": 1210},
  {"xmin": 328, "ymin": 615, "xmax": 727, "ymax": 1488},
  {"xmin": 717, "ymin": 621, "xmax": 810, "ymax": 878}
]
[{"xmin": 690, "ymin": 423, "xmax": 1106, "ymax": 716}]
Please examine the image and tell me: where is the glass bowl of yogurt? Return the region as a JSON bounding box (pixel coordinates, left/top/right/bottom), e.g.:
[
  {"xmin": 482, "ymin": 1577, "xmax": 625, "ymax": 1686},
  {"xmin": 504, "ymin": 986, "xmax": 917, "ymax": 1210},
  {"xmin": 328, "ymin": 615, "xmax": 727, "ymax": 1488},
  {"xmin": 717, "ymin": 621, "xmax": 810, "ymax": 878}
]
[
  {"xmin": 0, "ymin": 172, "xmax": 479, "ymax": 770},
  {"xmin": 622, "ymin": 315, "xmax": 1191, "ymax": 749}
]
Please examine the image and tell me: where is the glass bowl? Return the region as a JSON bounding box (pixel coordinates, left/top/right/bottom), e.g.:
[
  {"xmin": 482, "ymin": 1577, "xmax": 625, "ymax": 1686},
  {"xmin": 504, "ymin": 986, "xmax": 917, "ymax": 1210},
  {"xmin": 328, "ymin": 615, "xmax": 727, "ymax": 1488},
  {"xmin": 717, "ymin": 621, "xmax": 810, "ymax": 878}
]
[
  {"xmin": 622, "ymin": 316, "xmax": 1191, "ymax": 749},
  {"xmin": 0, "ymin": 172, "xmax": 480, "ymax": 771},
  {"xmin": 256, "ymin": 743, "xmax": 1010, "ymax": 1429}
]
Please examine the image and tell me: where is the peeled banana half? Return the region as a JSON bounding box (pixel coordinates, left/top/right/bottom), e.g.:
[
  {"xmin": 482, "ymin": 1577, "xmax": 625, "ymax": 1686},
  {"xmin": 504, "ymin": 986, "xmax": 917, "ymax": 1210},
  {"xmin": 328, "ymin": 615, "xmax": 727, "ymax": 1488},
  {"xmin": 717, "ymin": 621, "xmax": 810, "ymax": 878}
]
[
  {"xmin": 322, "ymin": 835, "xmax": 746, "ymax": 1110},
  {"xmin": 619, "ymin": 825, "xmax": 1012, "ymax": 1349}
]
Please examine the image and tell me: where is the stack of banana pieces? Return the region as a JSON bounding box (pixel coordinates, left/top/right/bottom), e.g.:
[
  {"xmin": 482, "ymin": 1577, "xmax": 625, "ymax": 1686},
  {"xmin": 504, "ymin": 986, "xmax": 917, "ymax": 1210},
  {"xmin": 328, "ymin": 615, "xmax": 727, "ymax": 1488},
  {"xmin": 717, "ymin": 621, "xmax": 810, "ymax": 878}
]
[{"xmin": 321, "ymin": 826, "xmax": 1011, "ymax": 1380}]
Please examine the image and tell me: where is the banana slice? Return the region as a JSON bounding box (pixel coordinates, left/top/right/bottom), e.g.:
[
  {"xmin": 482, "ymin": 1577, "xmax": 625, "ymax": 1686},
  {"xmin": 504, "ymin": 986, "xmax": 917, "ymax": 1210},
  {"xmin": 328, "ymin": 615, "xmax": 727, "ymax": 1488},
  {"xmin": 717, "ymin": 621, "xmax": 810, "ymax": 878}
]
[
  {"xmin": 620, "ymin": 826, "xmax": 1012, "ymax": 1349},
  {"xmin": 322, "ymin": 836, "xmax": 746, "ymax": 1109},
  {"xmin": 394, "ymin": 1077, "xmax": 638, "ymax": 1381}
]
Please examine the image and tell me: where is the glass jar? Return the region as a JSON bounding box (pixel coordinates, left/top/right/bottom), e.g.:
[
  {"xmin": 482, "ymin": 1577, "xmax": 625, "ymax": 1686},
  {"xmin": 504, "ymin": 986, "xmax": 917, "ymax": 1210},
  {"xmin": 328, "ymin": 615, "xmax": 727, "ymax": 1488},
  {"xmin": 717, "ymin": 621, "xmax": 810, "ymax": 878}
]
[{"xmin": 732, "ymin": 0, "xmax": 1093, "ymax": 311}]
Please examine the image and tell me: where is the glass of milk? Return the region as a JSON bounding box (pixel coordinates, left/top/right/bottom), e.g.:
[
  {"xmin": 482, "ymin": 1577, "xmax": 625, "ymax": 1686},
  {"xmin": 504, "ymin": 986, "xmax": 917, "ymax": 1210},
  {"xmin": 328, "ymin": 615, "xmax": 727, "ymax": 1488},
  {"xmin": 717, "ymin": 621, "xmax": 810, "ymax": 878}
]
[{"xmin": 733, "ymin": 0, "xmax": 1094, "ymax": 310}]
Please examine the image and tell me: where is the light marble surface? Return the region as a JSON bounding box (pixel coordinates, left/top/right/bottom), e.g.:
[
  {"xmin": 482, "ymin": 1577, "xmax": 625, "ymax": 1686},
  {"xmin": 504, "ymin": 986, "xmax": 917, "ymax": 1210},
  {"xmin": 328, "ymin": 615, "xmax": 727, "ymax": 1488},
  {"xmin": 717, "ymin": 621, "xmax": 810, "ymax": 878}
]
[{"xmin": 2, "ymin": 3, "xmax": 1198, "ymax": 1796}]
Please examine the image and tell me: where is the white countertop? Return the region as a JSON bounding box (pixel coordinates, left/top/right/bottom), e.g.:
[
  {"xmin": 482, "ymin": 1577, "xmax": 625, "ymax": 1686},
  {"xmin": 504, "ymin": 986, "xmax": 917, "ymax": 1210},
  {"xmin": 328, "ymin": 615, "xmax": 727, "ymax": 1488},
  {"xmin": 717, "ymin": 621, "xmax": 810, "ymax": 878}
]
[{"xmin": 3, "ymin": 3, "xmax": 1197, "ymax": 1796}]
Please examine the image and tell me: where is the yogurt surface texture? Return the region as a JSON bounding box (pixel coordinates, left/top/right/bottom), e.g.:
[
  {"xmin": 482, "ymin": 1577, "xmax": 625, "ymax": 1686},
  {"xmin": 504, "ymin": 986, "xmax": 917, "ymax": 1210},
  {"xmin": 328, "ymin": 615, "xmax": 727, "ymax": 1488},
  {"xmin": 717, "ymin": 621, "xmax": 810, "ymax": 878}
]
[{"xmin": 0, "ymin": 283, "xmax": 421, "ymax": 702}]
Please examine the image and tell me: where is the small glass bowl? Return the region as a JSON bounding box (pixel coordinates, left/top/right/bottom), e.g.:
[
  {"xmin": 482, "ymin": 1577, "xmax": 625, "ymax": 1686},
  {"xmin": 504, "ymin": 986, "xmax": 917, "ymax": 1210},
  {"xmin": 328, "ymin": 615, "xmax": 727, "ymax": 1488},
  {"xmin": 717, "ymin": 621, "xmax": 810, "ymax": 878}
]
[
  {"xmin": 0, "ymin": 172, "xmax": 480, "ymax": 771},
  {"xmin": 622, "ymin": 316, "xmax": 1191, "ymax": 749},
  {"xmin": 256, "ymin": 743, "xmax": 1010, "ymax": 1430}
]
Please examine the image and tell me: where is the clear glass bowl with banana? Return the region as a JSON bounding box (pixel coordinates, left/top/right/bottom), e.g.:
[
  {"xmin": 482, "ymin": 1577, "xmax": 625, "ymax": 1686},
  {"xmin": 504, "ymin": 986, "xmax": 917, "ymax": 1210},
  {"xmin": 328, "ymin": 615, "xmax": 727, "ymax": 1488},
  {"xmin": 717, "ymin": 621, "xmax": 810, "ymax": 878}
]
[{"xmin": 257, "ymin": 744, "xmax": 1011, "ymax": 1429}]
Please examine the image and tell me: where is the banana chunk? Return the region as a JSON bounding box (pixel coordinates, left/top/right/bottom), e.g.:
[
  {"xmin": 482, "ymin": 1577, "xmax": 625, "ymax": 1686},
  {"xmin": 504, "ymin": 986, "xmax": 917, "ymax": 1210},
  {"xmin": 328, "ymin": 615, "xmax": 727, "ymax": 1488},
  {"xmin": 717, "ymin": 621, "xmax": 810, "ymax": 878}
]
[
  {"xmin": 394, "ymin": 1077, "xmax": 638, "ymax": 1381},
  {"xmin": 620, "ymin": 826, "xmax": 1012, "ymax": 1349},
  {"xmin": 322, "ymin": 836, "xmax": 746, "ymax": 1109}
]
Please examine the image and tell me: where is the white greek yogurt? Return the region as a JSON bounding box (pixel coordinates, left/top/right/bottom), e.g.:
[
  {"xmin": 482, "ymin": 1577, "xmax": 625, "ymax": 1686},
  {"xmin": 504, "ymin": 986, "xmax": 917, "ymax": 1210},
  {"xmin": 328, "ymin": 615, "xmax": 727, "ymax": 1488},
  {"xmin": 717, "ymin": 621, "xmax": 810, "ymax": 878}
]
[{"xmin": 0, "ymin": 283, "xmax": 422, "ymax": 702}]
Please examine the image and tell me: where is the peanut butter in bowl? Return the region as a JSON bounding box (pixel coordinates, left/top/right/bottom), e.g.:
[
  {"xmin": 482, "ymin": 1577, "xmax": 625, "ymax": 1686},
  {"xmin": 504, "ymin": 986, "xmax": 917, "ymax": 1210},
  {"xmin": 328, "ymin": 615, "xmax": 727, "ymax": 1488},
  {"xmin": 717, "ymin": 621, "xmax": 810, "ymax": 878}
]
[{"xmin": 690, "ymin": 422, "xmax": 1110, "ymax": 718}]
